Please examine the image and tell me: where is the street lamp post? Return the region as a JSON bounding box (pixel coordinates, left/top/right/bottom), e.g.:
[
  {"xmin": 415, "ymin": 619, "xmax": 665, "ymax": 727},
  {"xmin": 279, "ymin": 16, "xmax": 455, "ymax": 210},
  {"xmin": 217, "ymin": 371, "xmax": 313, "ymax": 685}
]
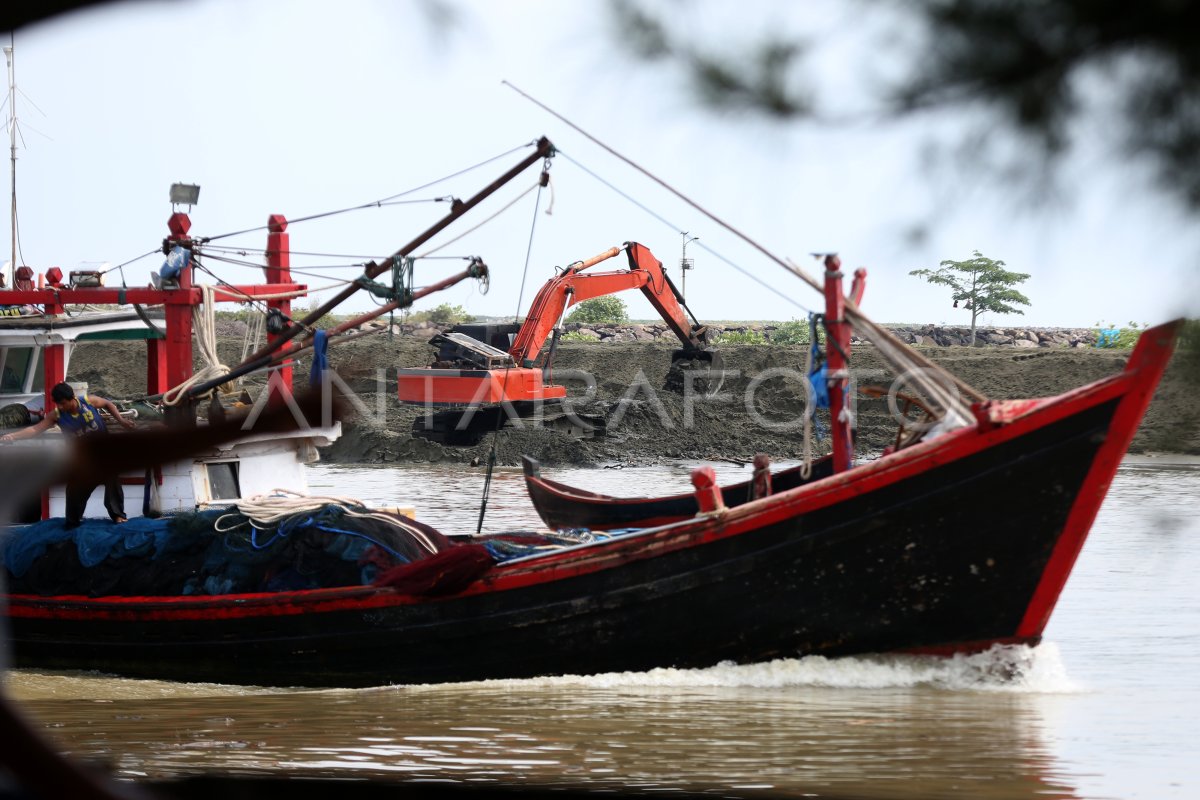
[{"xmin": 680, "ymin": 231, "xmax": 699, "ymax": 300}]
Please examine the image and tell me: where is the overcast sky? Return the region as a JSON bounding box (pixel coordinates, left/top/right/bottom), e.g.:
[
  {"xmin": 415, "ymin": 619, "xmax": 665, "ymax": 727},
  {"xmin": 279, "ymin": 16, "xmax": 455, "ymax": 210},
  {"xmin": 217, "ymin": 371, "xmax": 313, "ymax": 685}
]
[{"xmin": 4, "ymin": 0, "xmax": 1198, "ymax": 329}]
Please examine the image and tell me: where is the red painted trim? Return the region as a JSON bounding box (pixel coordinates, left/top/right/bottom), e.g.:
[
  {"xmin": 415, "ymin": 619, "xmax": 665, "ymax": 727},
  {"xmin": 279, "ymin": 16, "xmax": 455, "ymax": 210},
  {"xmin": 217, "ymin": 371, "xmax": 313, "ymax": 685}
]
[
  {"xmin": 1014, "ymin": 320, "xmax": 1181, "ymax": 638},
  {"xmin": 0, "ymin": 284, "xmax": 303, "ymax": 307},
  {"xmin": 6, "ymin": 585, "xmax": 404, "ymax": 622}
]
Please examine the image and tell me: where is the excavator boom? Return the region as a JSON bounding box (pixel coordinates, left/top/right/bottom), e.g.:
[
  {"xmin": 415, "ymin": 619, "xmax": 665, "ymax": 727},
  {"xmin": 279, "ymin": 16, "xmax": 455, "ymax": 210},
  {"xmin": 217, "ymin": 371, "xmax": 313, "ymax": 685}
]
[
  {"xmin": 509, "ymin": 242, "xmax": 708, "ymax": 366},
  {"xmin": 397, "ymin": 241, "xmax": 718, "ymax": 444}
]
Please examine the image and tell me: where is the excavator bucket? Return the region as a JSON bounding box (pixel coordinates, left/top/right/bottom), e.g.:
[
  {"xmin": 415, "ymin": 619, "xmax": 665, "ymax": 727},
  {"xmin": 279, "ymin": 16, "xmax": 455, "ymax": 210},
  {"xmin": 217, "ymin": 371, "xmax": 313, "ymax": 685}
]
[
  {"xmin": 671, "ymin": 346, "xmax": 723, "ymax": 371},
  {"xmin": 666, "ymin": 347, "xmax": 725, "ymax": 395}
]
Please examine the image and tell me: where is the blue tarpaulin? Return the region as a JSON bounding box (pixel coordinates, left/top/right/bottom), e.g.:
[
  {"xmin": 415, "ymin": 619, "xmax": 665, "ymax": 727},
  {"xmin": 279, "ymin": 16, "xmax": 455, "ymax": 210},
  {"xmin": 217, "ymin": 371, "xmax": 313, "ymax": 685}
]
[{"xmin": 310, "ymin": 329, "xmax": 328, "ymax": 387}]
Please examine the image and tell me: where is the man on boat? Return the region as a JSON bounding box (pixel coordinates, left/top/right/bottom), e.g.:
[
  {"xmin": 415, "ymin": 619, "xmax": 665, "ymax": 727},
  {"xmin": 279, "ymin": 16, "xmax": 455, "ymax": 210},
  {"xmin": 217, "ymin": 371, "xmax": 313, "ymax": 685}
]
[{"xmin": 0, "ymin": 382, "xmax": 136, "ymax": 527}]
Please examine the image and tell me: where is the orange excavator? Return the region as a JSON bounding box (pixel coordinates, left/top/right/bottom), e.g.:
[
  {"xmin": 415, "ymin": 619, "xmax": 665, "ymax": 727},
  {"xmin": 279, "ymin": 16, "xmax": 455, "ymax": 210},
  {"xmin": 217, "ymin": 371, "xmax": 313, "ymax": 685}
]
[{"xmin": 397, "ymin": 241, "xmax": 720, "ymax": 444}]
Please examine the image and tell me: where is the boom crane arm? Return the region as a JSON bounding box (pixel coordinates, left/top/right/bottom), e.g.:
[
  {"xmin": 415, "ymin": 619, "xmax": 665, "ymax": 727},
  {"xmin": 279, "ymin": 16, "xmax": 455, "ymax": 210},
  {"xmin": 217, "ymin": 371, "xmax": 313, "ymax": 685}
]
[{"xmin": 509, "ymin": 241, "xmax": 710, "ymax": 367}]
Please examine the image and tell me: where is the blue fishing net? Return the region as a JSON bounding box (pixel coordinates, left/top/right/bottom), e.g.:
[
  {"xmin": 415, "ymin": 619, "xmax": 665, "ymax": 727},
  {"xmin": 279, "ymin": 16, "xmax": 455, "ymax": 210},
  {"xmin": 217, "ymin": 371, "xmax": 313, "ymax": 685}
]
[{"xmin": 3, "ymin": 506, "xmax": 449, "ymax": 597}]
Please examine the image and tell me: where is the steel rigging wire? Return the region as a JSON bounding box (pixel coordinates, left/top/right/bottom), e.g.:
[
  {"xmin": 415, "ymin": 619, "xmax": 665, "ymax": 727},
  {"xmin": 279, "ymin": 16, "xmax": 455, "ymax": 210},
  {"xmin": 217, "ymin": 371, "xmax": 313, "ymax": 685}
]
[
  {"xmin": 555, "ymin": 150, "xmax": 813, "ymax": 315},
  {"xmin": 475, "ymin": 163, "xmax": 552, "ymax": 537},
  {"xmin": 195, "ymin": 140, "xmax": 543, "ymax": 245}
]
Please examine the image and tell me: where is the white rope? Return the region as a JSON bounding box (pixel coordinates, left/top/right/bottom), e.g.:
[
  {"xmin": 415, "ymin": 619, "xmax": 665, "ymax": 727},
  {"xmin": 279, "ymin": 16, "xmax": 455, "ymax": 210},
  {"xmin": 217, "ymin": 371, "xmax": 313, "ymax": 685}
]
[
  {"xmin": 230, "ymin": 288, "xmax": 313, "ymax": 301},
  {"xmin": 162, "ymin": 284, "xmax": 232, "ymax": 405},
  {"xmin": 218, "ymin": 488, "xmax": 441, "ymax": 555},
  {"xmin": 231, "ymin": 488, "xmax": 364, "ymax": 525},
  {"xmin": 237, "ymin": 306, "xmax": 264, "ymax": 388}
]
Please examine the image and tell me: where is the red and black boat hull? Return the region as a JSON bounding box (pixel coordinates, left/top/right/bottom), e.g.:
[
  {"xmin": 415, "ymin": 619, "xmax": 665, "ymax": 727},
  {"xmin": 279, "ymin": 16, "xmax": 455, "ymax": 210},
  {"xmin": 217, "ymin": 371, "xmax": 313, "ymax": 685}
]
[{"xmin": 2, "ymin": 322, "xmax": 1179, "ymax": 687}]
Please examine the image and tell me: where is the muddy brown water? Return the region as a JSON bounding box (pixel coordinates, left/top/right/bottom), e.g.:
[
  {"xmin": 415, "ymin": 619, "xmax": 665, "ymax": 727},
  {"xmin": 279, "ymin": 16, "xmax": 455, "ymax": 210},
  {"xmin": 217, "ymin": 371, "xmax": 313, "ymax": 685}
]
[{"xmin": 6, "ymin": 458, "xmax": 1199, "ymax": 799}]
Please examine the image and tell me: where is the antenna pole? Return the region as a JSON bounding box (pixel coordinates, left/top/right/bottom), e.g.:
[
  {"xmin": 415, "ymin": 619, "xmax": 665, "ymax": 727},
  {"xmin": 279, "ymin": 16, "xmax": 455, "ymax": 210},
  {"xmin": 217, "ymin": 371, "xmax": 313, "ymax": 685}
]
[
  {"xmin": 680, "ymin": 231, "xmax": 697, "ymax": 301},
  {"xmin": 4, "ymin": 42, "xmax": 15, "ymax": 288}
]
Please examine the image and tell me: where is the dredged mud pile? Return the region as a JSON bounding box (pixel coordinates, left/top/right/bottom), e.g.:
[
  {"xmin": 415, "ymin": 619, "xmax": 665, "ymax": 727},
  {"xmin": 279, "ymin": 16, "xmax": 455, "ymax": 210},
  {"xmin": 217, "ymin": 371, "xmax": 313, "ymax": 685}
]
[{"xmin": 71, "ymin": 332, "xmax": 1200, "ymax": 467}]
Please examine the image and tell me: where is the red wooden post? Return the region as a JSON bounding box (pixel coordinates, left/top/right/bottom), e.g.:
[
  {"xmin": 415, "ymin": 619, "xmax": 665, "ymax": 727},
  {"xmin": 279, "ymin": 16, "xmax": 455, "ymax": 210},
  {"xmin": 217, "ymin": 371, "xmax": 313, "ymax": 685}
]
[
  {"xmin": 823, "ymin": 255, "xmax": 854, "ymax": 473},
  {"xmin": 691, "ymin": 466, "xmax": 726, "ymax": 514},
  {"xmin": 41, "ymin": 323, "xmax": 66, "ymax": 407},
  {"xmin": 849, "ymin": 267, "xmax": 867, "ymax": 306},
  {"xmin": 265, "ymin": 214, "xmax": 293, "ymax": 393},
  {"xmin": 41, "ymin": 343, "xmax": 66, "ymax": 407},
  {"xmin": 146, "ymin": 337, "xmax": 168, "ymax": 396},
  {"xmin": 41, "ymin": 296, "xmax": 65, "ymax": 519},
  {"xmin": 751, "ymin": 453, "xmax": 772, "ymax": 499},
  {"xmin": 164, "ymin": 212, "xmax": 195, "ymax": 424}
]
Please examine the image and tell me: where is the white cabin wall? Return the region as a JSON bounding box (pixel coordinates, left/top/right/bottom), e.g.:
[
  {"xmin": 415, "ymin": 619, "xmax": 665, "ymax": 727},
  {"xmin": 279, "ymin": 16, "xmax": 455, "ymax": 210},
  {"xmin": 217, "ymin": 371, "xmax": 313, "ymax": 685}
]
[{"xmin": 43, "ymin": 425, "xmax": 338, "ymax": 521}]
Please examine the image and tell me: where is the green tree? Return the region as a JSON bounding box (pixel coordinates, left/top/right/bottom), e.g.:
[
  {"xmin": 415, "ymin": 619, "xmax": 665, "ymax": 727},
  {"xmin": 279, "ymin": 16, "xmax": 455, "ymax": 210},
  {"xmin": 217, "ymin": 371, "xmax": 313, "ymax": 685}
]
[
  {"xmin": 566, "ymin": 296, "xmax": 629, "ymax": 325},
  {"xmin": 412, "ymin": 303, "xmax": 472, "ymax": 325},
  {"xmin": 909, "ymin": 251, "xmax": 1031, "ymax": 346}
]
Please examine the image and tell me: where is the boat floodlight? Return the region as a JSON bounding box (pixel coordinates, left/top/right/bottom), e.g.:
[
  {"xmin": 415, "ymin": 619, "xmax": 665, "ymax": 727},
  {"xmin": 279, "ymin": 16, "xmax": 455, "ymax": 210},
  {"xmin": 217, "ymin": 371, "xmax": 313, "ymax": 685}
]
[{"xmin": 169, "ymin": 182, "xmax": 201, "ymax": 208}]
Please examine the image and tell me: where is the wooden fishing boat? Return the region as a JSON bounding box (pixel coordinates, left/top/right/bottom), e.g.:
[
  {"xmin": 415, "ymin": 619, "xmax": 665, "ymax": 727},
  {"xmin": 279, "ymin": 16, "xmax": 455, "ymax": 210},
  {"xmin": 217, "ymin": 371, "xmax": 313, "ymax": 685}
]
[
  {"xmin": 522, "ymin": 454, "xmax": 835, "ymax": 530},
  {"xmin": 2, "ymin": 319, "xmax": 1179, "ymax": 687}
]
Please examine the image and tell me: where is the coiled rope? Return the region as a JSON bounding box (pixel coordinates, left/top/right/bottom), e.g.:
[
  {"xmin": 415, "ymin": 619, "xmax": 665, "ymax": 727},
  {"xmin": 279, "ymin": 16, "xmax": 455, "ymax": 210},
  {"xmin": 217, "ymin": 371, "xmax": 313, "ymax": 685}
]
[{"xmin": 214, "ymin": 488, "xmax": 442, "ymax": 560}]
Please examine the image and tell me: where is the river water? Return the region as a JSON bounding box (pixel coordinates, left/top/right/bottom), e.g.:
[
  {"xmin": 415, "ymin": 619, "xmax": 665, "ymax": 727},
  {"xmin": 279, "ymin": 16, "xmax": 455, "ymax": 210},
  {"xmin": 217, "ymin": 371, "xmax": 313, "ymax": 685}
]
[{"xmin": 4, "ymin": 458, "xmax": 1199, "ymax": 799}]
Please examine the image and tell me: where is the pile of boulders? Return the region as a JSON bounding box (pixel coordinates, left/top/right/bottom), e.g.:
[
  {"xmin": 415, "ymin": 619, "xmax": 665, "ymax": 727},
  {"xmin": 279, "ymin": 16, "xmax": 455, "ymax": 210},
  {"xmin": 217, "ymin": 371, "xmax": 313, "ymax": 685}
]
[
  {"xmin": 215, "ymin": 317, "xmax": 1107, "ymax": 349},
  {"xmin": 552, "ymin": 322, "xmax": 1103, "ymax": 348},
  {"xmin": 882, "ymin": 324, "xmax": 1100, "ymax": 348}
]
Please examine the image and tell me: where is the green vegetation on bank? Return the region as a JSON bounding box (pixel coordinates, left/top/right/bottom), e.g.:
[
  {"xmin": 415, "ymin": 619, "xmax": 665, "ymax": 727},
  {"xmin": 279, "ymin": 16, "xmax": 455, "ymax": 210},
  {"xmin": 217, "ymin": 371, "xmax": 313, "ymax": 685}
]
[
  {"xmin": 769, "ymin": 319, "xmax": 817, "ymax": 345},
  {"xmin": 566, "ymin": 296, "xmax": 629, "ymax": 325},
  {"xmin": 1182, "ymin": 319, "xmax": 1200, "ymax": 349},
  {"xmin": 712, "ymin": 330, "xmax": 768, "ymax": 345}
]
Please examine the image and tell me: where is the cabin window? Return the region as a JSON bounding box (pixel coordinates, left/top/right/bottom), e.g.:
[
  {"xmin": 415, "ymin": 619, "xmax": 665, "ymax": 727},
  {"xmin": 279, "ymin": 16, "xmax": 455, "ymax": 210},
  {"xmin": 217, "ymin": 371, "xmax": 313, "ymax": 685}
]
[
  {"xmin": 1, "ymin": 347, "xmax": 34, "ymax": 392},
  {"xmin": 28, "ymin": 348, "xmax": 43, "ymax": 392},
  {"xmin": 206, "ymin": 461, "xmax": 242, "ymax": 500}
]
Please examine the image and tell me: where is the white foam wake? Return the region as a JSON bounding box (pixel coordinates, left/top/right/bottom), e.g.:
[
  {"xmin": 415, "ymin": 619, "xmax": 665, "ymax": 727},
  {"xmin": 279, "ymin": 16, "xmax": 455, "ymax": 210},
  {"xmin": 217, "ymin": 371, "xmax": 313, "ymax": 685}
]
[{"xmin": 426, "ymin": 642, "xmax": 1082, "ymax": 694}]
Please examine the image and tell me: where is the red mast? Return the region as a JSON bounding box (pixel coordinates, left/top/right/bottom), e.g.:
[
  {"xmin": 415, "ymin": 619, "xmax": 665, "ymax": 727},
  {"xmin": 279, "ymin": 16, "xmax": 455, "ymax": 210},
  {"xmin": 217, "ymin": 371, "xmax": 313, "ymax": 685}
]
[
  {"xmin": 264, "ymin": 214, "xmax": 293, "ymax": 391},
  {"xmin": 823, "ymin": 254, "xmax": 854, "ymax": 473}
]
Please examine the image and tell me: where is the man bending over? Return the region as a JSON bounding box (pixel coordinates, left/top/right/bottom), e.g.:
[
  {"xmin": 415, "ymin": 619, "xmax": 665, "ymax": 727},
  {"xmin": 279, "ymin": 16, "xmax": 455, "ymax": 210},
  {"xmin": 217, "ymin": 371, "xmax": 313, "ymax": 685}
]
[{"xmin": 0, "ymin": 382, "xmax": 136, "ymax": 527}]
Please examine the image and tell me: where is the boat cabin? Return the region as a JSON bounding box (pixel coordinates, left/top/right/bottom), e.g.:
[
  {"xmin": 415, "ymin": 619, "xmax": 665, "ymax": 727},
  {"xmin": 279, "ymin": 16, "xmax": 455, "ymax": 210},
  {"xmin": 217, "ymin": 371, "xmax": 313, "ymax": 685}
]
[{"xmin": 0, "ymin": 212, "xmax": 340, "ymax": 524}]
